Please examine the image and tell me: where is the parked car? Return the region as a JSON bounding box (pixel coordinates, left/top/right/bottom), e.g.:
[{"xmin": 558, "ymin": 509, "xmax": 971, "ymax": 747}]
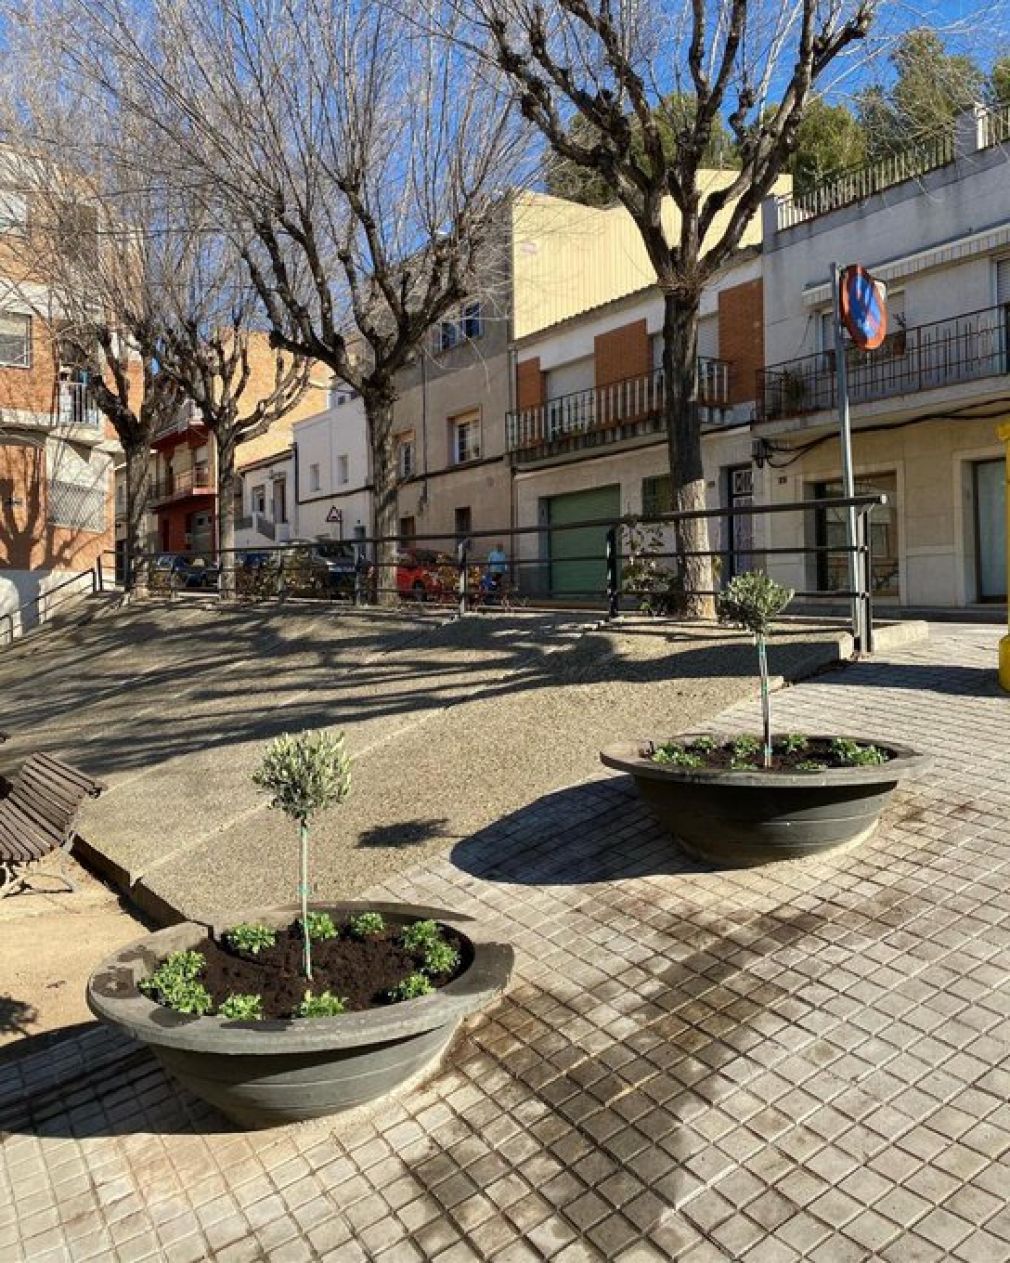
[
  {"xmin": 282, "ymin": 540, "xmax": 363, "ymax": 599},
  {"xmin": 150, "ymin": 553, "xmax": 221, "ymax": 591},
  {"xmin": 396, "ymin": 549, "xmax": 456, "ymax": 602}
]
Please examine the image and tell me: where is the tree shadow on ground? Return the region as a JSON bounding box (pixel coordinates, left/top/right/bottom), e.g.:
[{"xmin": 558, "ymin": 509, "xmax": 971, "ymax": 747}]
[
  {"xmin": 357, "ymin": 818, "xmax": 452, "ymax": 849},
  {"xmin": 0, "ymin": 994, "xmax": 38, "ymax": 1037}
]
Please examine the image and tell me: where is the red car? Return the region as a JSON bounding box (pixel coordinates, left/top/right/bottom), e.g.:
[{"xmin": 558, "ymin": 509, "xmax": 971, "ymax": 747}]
[{"xmin": 396, "ymin": 549, "xmax": 455, "ymax": 601}]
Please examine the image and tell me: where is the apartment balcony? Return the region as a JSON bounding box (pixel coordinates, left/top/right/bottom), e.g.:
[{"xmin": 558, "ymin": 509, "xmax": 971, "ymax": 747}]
[
  {"xmin": 150, "ymin": 463, "xmax": 214, "ymax": 506},
  {"xmin": 757, "ymin": 303, "xmax": 1010, "ymax": 425},
  {"xmin": 506, "ymin": 361, "xmax": 732, "ymax": 459},
  {"xmin": 152, "ymin": 408, "xmax": 207, "ymax": 448}
]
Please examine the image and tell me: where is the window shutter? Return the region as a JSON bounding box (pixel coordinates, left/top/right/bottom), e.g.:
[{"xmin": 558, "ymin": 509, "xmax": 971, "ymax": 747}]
[{"xmin": 997, "ymin": 258, "xmax": 1010, "ymax": 307}]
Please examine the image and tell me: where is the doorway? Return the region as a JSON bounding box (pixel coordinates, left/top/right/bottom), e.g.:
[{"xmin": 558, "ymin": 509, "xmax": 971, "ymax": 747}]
[{"xmin": 974, "ymin": 459, "xmax": 1006, "ymax": 601}]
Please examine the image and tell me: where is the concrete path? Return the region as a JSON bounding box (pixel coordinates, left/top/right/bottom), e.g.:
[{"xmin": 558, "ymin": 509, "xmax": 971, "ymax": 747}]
[
  {"xmin": 3, "ymin": 624, "xmax": 1009, "ymax": 1262},
  {"xmin": 0, "ymin": 599, "xmax": 847, "ymax": 923}
]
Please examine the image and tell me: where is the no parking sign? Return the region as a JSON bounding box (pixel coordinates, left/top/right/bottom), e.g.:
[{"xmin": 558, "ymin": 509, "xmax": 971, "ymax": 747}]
[{"xmin": 839, "ymin": 265, "xmax": 888, "ymax": 350}]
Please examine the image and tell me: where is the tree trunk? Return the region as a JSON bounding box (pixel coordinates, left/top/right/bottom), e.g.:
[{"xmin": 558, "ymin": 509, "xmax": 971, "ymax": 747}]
[
  {"xmin": 216, "ymin": 425, "xmax": 237, "ymax": 600},
  {"xmin": 662, "ymin": 290, "xmax": 715, "ymax": 619},
  {"xmin": 123, "ymin": 439, "xmax": 151, "ymax": 594},
  {"xmin": 365, "ymin": 391, "xmax": 398, "ymax": 608}
]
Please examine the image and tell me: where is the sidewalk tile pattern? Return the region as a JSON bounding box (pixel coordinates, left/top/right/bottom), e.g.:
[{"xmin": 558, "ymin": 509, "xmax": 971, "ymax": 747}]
[{"xmin": 2, "ymin": 627, "xmax": 1010, "ymax": 1261}]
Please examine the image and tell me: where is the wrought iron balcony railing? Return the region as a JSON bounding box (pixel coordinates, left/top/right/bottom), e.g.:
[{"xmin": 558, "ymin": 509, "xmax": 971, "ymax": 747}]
[
  {"xmin": 506, "ymin": 361, "xmax": 731, "ymax": 454},
  {"xmin": 758, "ymin": 302, "xmax": 1010, "ymax": 423},
  {"xmin": 56, "ymin": 380, "xmax": 101, "ymax": 429},
  {"xmin": 150, "ymin": 463, "xmax": 213, "ymax": 503}
]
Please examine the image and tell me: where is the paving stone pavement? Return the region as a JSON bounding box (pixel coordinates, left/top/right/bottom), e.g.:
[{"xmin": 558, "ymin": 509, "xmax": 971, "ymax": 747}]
[{"xmin": 3, "ymin": 623, "xmax": 1010, "ymax": 1262}]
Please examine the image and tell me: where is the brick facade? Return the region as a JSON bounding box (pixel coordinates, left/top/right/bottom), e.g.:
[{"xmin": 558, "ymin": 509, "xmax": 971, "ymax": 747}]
[
  {"xmin": 594, "ymin": 319, "xmax": 650, "ymax": 388},
  {"xmin": 717, "ymin": 278, "xmax": 764, "ymax": 406}
]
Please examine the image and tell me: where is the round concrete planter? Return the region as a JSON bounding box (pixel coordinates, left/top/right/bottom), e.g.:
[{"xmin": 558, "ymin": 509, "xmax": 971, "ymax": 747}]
[
  {"xmin": 600, "ymin": 735, "xmax": 929, "ymax": 867},
  {"xmin": 87, "ymin": 902, "xmax": 513, "ymax": 1129}
]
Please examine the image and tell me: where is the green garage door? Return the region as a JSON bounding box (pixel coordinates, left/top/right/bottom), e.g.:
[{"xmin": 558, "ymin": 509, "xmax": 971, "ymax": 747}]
[{"xmin": 548, "ymin": 485, "xmax": 621, "ymax": 599}]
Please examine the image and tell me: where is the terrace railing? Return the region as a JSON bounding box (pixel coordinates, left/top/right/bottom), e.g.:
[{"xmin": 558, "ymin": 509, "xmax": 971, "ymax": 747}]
[
  {"xmin": 758, "ymin": 302, "xmax": 1010, "ymax": 422},
  {"xmin": 506, "ymin": 361, "xmax": 731, "ymax": 453},
  {"xmin": 150, "ymin": 463, "xmax": 213, "ymax": 503}
]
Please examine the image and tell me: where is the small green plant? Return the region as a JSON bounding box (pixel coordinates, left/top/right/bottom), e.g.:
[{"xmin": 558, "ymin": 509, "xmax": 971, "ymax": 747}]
[
  {"xmin": 421, "ymin": 939, "xmax": 461, "ymax": 977},
  {"xmin": 389, "ymin": 973, "xmax": 435, "ymax": 1002},
  {"xmin": 831, "ymin": 738, "xmax": 887, "ymax": 766},
  {"xmin": 717, "ymin": 572, "xmax": 795, "ymax": 769},
  {"xmin": 139, "ymin": 951, "xmax": 213, "ymax": 1016},
  {"xmin": 620, "ymin": 523, "xmax": 688, "ymax": 617},
  {"xmin": 301, "ymin": 911, "xmax": 338, "ymax": 942},
  {"xmin": 297, "ymin": 990, "xmax": 347, "ymax": 1017},
  {"xmin": 731, "ymin": 736, "xmax": 762, "ymax": 758},
  {"xmin": 729, "ymin": 754, "xmax": 758, "ymax": 771},
  {"xmin": 795, "ymin": 760, "xmax": 827, "ymax": 772},
  {"xmin": 219, "ymin": 993, "xmax": 264, "ymax": 1020},
  {"xmin": 691, "ymin": 735, "xmax": 718, "ymax": 754},
  {"xmin": 652, "ymin": 742, "xmax": 702, "ymax": 768},
  {"xmin": 224, "ymin": 923, "xmax": 277, "ymax": 955},
  {"xmin": 347, "ymin": 911, "xmax": 386, "ymax": 939},
  {"xmin": 401, "ymin": 919, "xmax": 441, "ymax": 952},
  {"xmin": 779, "ymin": 734, "xmax": 809, "ymax": 754},
  {"xmin": 254, "ymin": 730, "xmax": 352, "ymax": 980}
]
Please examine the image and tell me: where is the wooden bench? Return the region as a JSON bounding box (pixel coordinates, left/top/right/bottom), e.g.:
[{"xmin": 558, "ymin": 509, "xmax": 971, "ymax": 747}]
[{"xmin": 0, "ymin": 753, "xmax": 106, "ymax": 898}]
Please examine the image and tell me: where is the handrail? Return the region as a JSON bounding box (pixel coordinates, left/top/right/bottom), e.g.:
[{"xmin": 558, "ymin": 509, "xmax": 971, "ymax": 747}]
[{"xmin": 0, "ymin": 567, "xmax": 98, "ymax": 647}]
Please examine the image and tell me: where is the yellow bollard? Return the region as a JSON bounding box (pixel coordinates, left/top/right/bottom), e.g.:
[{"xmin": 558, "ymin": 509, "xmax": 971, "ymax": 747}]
[{"xmin": 999, "ymin": 423, "xmax": 1010, "ymax": 692}]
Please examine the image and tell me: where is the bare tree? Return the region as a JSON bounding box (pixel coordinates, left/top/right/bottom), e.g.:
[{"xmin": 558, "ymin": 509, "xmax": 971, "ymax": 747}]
[
  {"xmin": 0, "ymin": 88, "xmax": 185, "ymax": 591},
  {"xmin": 470, "ymin": 0, "xmax": 875, "ymax": 614},
  {"xmin": 19, "ymin": 0, "xmax": 530, "ymax": 598}
]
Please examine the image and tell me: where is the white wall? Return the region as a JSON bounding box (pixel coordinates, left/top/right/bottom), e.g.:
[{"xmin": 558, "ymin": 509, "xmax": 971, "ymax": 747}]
[{"xmin": 292, "ymin": 395, "xmax": 373, "ymax": 545}]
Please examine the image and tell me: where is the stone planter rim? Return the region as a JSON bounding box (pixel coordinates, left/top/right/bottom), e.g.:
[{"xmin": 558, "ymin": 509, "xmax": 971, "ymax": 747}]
[
  {"xmin": 600, "ymin": 733, "xmax": 930, "ymax": 790},
  {"xmin": 87, "ymin": 901, "xmax": 513, "ymax": 1056}
]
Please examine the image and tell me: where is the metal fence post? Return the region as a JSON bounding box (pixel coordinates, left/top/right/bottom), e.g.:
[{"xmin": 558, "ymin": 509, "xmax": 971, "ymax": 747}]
[
  {"xmin": 95, "ymin": 555, "xmax": 103, "ymax": 593},
  {"xmin": 605, "ymin": 526, "xmax": 620, "ymax": 618},
  {"xmin": 862, "ymin": 509, "xmax": 876, "ymax": 655},
  {"xmin": 457, "ymin": 538, "xmax": 470, "ymax": 616}
]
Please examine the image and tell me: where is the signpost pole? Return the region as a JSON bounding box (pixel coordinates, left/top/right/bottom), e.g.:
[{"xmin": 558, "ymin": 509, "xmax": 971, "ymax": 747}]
[{"xmin": 831, "ymin": 261, "xmax": 863, "ymax": 650}]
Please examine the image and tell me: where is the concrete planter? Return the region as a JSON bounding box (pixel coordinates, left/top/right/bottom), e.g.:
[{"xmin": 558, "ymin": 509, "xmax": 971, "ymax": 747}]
[
  {"xmin": 600, "ymin": 735, "xmax": 929, "ymax": 867},
  {"xmin": 87, "ymin": 902, "xmax": 513, "ymax": 1129}
]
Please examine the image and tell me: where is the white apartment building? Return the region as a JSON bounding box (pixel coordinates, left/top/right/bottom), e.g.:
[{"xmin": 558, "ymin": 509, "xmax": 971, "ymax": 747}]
[
  {"xmin": 756, "ymin": 104, "xmax": 1010, "ymax": 609},
  {"xmin": 292, "ymin": 385, "xmax": 372, "ymax": 548}
]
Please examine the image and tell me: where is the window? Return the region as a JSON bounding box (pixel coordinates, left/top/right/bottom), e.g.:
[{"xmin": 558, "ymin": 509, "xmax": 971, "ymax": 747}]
[
  {"xmin": 454, "ymin": 506, "xmax": 472, "ymax": 539},
  {"xmin": 399, "ymin": 514, "xmax": 416, "ymax": 544},
  {"xmin": 0, "ymin": 312, "xmax": 31, "ymax": 368},
  {"xmin": 396, "ymin": 434, "xmax": 415, "ymax": 480},
  {"xmin": 251, "ymin": 483, "xmax": 266, "ymax": 515},
  {"xmin": 461, "ymin": 302, "xmax": 483, "ymax": 340},
  {"xmin": 337, "ymin": 455, "xmax": 349, "ymax": 485},
  {"xmin": 641, "ymin": 475, "xmax": 673, "ymax": 518},
  {"xmin": 308, "ymin": 462, "xmax": 321, "ymax": 492},
  {"xmin": 434, "ymin": 301, "xmax": 484, "ymax": 352},
  {"xmin": 451, "ymin": 414, "xmax": 480, "ymax": 464},
  {"xmin": 814, "ymin": 473, "xmax": 899, "ymax": 597}
]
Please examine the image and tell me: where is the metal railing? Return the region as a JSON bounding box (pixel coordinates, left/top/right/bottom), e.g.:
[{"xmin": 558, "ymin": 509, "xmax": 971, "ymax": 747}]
[
  {"xmin": 57, "ymin": 381, "xmax": 101, "ymax": 429},
  {"xmin": 758, "ymin": 302, "xmax": 1010, "ymax": 422},
  {"xmin": 150, "ymin": 463, "xmax": 213, "ymax": 503},
  {"xmin": 775, "ymin": 102, "xmax": 1010, "ymax": 232},
  {"xmin": 0, "ymin": 566, "xmax": 101, "ymax": 647},
  {"xmin": 506, "ymin": 361, "xmax": 731, "ymax": 453},
  {"xmin": 128, "ymin": 492, "xmax": 888, "ymax": 653}
]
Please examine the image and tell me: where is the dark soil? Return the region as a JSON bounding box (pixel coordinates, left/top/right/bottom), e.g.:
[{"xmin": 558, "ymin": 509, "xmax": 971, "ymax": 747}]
[
  {"xmin": 646, "ymin": 735, "xmax": 896, "ymax": 773},
  {"xmin": 187, "ymin": 919, "xmax": 471, "ymax": 1021}
]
